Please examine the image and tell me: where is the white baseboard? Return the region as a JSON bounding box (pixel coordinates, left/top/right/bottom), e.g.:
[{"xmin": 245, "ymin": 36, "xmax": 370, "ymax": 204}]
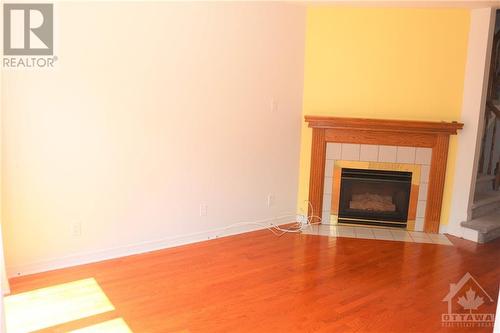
[
  {"xmin": 445, "ymin": 223, "xmax": 479, "ymax": 242},
  {"xmin": 7, "ymin": 216, "xmax": 293, "ymax": 279}
]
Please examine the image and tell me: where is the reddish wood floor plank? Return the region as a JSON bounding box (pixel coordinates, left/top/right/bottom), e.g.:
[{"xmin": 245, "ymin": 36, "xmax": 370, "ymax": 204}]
[{"xmin": 8, "ymin": 231, "xmax": 500, "ymax": 333}]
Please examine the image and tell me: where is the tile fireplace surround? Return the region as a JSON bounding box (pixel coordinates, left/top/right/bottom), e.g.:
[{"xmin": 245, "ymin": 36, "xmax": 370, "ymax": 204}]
[
  {"xmin": 305, "ymin": 116, "xmax": 463, "ymax": 233},
  {"xmin": 322, "ymin": 144, "xmax": 428, "ymax": 231}
]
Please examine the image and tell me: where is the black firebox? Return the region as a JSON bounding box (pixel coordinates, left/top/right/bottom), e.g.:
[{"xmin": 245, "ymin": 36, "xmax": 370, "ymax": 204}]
[{"xmin": 338, "ymin": 168, "xmax": 412, "ymax": 228}]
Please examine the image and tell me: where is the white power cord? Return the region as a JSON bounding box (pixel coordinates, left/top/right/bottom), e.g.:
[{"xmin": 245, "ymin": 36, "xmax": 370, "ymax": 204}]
[{"xmin": 221, "ymin": 201, "xmax": 323, "ymax": 237}]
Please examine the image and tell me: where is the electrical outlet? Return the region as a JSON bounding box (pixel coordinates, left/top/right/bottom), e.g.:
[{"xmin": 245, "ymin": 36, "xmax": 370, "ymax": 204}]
[
  {"xmin": 296, "ymin": 214, "xmax": 308, "ymax": 225},
  {"xmin": 199, "ymin": 204, "xmax": 208, "ymax": 217},
  {"xmin": 72, "ymin": 221, "xmax": 82, "ymax": 237},
  {"xmin": 267, "ymin": 193, "xmax": 274, "ymax": 208}
]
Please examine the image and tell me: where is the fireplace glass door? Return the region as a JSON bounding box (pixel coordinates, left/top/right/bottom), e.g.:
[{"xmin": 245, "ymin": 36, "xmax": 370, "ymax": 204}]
[{"xmin": 337, "ymin": 168, "xmax": 412, "ymax": 228}]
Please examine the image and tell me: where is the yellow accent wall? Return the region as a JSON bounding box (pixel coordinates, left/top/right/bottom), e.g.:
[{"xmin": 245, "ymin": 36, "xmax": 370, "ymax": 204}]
[{"xmin": 298, "ymin": 7, "xmax": 470, "ymax": 226}]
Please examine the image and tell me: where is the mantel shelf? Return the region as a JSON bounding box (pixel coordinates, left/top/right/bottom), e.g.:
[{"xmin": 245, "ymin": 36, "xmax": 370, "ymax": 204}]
[{"xmin": 305, "ymin": 116, "xmax": 464, "ymax": 135}]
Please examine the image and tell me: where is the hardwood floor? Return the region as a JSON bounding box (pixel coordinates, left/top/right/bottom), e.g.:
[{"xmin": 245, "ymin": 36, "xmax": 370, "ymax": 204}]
[{"xmin": 7, "ymin": 230, "xmax": 500, "ymax": 332}]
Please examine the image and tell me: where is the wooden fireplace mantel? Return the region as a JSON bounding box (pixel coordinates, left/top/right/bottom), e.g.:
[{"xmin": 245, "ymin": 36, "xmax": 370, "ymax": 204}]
[{"xmin": 305, "ymin": 116, "xmax": 464, "ymax": 233}]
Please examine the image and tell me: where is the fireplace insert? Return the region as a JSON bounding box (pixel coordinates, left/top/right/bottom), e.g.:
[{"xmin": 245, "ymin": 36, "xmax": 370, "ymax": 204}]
[{"xmin": 337, "ymin": 168, "xmax": 412, "ymax": 228}]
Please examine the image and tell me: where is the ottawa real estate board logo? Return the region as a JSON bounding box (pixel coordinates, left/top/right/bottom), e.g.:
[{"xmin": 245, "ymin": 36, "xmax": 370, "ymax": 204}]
[
  {"xmin": 441, "ymin": 272, "xmax": 496, "ymax": 328},
  {"xmin": 3, "ymin": 3, "xmax": 57, "ymax": 68}
]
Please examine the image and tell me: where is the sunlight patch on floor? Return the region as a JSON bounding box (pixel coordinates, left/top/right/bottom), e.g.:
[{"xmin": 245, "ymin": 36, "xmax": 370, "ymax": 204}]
[
  {"xmin": 4, "ymin": 278, "xmax": 115, "ymax": 333},
  {"xmin": 68, "ymin": 318, "xmax": 132, "ymax": 333}
]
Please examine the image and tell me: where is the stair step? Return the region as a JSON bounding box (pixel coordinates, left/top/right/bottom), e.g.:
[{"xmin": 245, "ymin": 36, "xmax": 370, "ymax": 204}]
[
  {"xmin": 472, "ymin": 190, "xmax": 500, "ymax": 218},
  {"xmin": 475, "ymin": 174, "xmax": 496, "ymax": 194},
  {"xmin": 476, "ymin": 174, "xmax": 496, "ymax": 183},
  {"xmin": 461, "ymin": 209, "xmax": 500, "ymax": 243}
]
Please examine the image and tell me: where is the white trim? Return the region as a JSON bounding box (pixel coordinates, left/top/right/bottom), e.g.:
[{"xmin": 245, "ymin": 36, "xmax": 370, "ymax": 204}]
[
  {"xmin": 449, "ymin": 8, "xmax": 496, "ymax": 233},
  {"xmin": 446, "ymin": 223, "xmax": 480, "ymax": 242},
  {"xmin": 6, "ymin": 217, "xmax": 292, "ymax": 278}
]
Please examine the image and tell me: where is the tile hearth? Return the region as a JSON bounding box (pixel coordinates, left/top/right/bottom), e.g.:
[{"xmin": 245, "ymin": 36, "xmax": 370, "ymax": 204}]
[
  {"xmin": 302, "ymin": 224, "xmax": 453, "ymax": 246},
  {"xmin": 322, "ymin": 143, "xmax": 431, "ymax": 231}
]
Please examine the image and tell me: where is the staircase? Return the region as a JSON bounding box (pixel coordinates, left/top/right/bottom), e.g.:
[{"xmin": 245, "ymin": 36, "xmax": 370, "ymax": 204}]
[
  {"xmin": 460, "ymin": 30, "xmax": 500, "ymax": 243},
  {"xmin": 460, "ymin": 104, "xmax": 500, "ymax": 244}
]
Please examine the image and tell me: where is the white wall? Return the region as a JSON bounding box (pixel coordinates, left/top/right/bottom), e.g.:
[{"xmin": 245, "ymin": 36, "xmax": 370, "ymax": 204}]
[
  {"xmin": 0, "ymin": 226, "xmax": 8, "ymax": 294},
  {"xmin": 0, "ymin": 41, "xmax": 6, "ymax": 333},
  {"xmin": 495, "ymin": 287, "xmax": 500, "ymax": 332},
  {"xmin": 1, "ymin": 2, "xmax": 306, "ymax": 276},
  {"xmin": 448, "ymin": 7, "xmax": 495, "ymax": 237}
]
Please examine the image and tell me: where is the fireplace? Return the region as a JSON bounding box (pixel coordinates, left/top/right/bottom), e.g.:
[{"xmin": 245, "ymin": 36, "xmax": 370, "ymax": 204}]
[
  {"xmin": 337, "ymin": 168, "xmax": 412, "ymax": 228},
  {"xmin": 305, "ymin": 116, "xmax": 463, "ymax": 233}
]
